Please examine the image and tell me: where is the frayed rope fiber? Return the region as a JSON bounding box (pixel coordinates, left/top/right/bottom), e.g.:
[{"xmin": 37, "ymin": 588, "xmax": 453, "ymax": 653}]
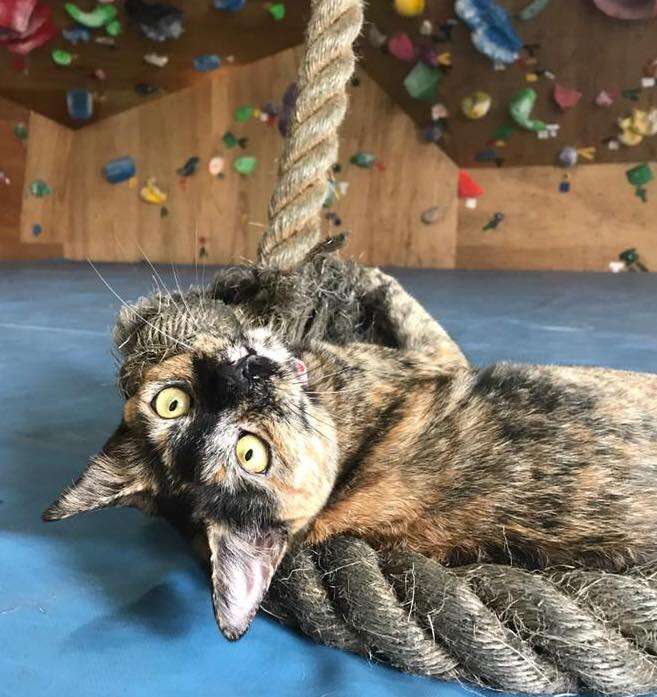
[{"xmin": 264, "ymin": 538, "xmax": 657, "ymax": 695}]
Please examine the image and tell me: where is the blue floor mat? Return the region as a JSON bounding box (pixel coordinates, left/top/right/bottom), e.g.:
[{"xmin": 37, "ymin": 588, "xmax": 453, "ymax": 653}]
[{"xmin": 1, "ymin": 261, "xmax": 655, "ymax": 697}]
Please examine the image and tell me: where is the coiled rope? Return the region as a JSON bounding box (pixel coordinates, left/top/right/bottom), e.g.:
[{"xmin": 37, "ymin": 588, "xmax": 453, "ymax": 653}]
[{"xmin": 256, "ymin": 1, "xmax": 657, "ymax": 693}]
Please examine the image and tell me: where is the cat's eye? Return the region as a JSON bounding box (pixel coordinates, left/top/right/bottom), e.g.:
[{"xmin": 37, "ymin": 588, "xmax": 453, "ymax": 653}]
[
  {"xmin": 153, "ymin": 387, "xmax": 191, "ymax": 419},
  {"xmin": 235, "ymin": 434, "xmax": 270, "ymax": 474}
]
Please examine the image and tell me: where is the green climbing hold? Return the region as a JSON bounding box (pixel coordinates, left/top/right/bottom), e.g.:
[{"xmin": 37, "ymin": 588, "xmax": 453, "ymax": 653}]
[
  {"xmin": 350, "ymin": 152, "xmax": 377, "ymax": 168},
  {"xmin": 234, "ymin": 105, "xmax": 254, "ymax": 123},
  {"xmin": 233, "ymin": 155, "xmax": 258, "ymax": 175},
  {"xmin": 64, "ymin": 3, "xmax": 118, "ymax": 28},
  {"xmin": 491, "ymin": 123, "xmax": 515, "ymax": 142},
  {"xmin": 508, "ymin": 88, "xmax": 546, "ymax": 132},
  {"xmin": 14, "ymin": 123, "xmax": 28, "ymax": 141},
  {"xmin": 52, "ymin": 49, "xmax": 74, "ymax": 66},
  {"xmin": 268, "ymin": 2, "xmax": 286, "ymax": 20},
  {"xmin": 626, "ymin": 163, "xmax": 654, "ymax": 188},
  {"xmin": 619, "ymin": 248, "xmax": 639, "ymax": 265},
  {"xmin": 105, "ymin": 19, "xmax": 122, "ymax": 37},
  {"xmin": 403, "ymin": 62, "xmax": 442, "ymax": 102},
  {"xmin": 222, "ymin": 131, "xmax": 239, "ymax": 148},
  {"xmin": 29, "ymin": 179, "xmax": 52, "ymax": 198}
]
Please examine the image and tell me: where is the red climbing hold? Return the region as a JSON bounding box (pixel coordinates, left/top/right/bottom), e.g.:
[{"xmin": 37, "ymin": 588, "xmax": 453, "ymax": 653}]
[{"xmin": 458, "ymin": 170, "xmax": 484, "ymax": 199}]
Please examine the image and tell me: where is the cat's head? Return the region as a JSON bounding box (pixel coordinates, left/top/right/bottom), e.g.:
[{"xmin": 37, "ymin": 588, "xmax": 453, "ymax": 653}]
[{"xmin": 43, "ymin": 292, "xmax": 338, "ymax": 640}]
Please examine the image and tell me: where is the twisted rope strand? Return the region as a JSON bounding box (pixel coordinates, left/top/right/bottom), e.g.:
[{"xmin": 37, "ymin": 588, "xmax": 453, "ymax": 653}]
[
  {"xmin": 266, "ymin": 537, "xmax": 657, "ymax": 694},
  {"xmin": 257, "ymin": 0, "xmax": 363, "ymax": 270}
]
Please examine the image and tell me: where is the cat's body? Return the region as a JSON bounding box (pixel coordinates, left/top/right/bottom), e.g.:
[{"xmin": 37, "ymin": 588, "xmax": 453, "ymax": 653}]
[
  {"xmin": 44, "ymin": 259, "xmax": 657, "ymax": 640},
  {"xmin": 300, "ymin": 342, "xmax": 657, "ymax": 571}
]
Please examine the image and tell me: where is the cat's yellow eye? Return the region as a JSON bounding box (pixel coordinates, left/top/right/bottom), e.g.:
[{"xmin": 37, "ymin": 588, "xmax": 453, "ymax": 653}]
[
  {"xmin": 153, "ymin": 387, "xmax": 191, "ymax": 419},
  {"xmin": 235, "ymin": 434, "xmax": 269, "ymax": 474}
]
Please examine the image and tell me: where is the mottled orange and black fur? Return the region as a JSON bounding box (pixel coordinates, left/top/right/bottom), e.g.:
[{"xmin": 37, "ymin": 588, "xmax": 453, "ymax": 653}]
[
  {"xmin": 300, "ymin": 343, "xmax": 657, "ymax": 573},
  {"xmin": 42, "ymin": 257, "xmax": 657, "ymax": 641}
]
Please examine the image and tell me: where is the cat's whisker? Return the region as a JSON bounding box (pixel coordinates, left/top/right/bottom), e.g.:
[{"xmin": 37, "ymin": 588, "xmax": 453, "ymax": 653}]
[
  {"xmin": 170, "ymin": 262, "xmax": 202, "ymax": 333},
  {"xmin": 87, "ymin": 259, "xmax": 194, "ymax": 351}
]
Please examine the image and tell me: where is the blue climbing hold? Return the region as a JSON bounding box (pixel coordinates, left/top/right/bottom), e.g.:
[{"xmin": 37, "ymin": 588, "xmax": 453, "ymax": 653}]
[
  {"xmin": 455, "ymin": 0, "xmax": 522, "ymax": 65},
  {"xmin": 213, "ymin": 0, "xmax": 246, "ymax": 10},
  {"xmin": 102, "ymin": 156, "xmax": 137, "ymax": 184},
  {"xmin": 62, "ymin": 25, "xmax": 91, "ymax": 44},
  {"xmin": 193, "ymin": 54, "xmax": 221, "ymax": 72},
  {"xmin": 66, "ymin": 89, "xmax": 93, "ymax": 121}
]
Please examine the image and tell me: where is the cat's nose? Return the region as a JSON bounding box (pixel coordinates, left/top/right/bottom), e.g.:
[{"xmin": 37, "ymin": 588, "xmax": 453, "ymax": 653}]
[{"xmin": 236, "ymin": 353, "xmax": 275, "ymax": 381}]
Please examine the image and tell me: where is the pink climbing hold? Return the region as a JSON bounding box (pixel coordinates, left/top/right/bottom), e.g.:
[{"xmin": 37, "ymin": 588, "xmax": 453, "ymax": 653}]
[
  {"xmin": 387, "ymin": 33, "xmax": 416, "ymax": 62},
  {"xmin": 553, "ymin": 84, "xmax": 582, "ymax": 111}
]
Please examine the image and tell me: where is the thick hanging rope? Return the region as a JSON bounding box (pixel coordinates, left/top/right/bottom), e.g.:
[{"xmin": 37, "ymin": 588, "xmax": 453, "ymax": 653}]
[
  {"xmin": 250, "ymin": 1, "xmax": 657, "ymax": 693},
  {"xmin": 257, "ymin": 0, "xmax": 363, "ymax": 270}
]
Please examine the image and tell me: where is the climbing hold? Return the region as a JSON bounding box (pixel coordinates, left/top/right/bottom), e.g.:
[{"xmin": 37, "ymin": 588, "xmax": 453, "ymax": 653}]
[
  {"xmin": 94, "ymin": 36, "xmax": 115, "ymax": 46},
  {"xmin": 394, "ymin": 0, "xmax": 425, "ymax": 17},
  {"xmin": 461, "ymin": 91, "xmax": 491, "ymax": 119},
  {"xmin": 103, "ymin": 156, "xmax": 136, "ymax": 184},
  {"xmin": 404, "ymin": 62, "xmax": 442, "ymax": 102},
  {"xmin": 557, "ymin": 146, "xmax": 578, "ymax": 168},
  {"xmin": 144, "ymin": 53, "xmax": 169, "ymax": 67},
  {"xmin": 234, "ymin": 105, "xmax": 254, "ymax": 122},
  {"xmin": 125, "ymin": 0, "xmax": 185, "ymax": 41},
  {"xmin": 518, "ymin": 0, "xmax": 550, "ymax": 20},
  {"xmin": 388, "ymin": 33, "xmax": 416, "ymax": 62},
  {"xmin": 140, "ymin": 178, "xmax": 168, "ymax": 204},
  {"xmin": 32, "ymin": 224, "xmax": 42, "ymax": 237},
  {"xmin": 66, "ymin": 88, "xmax": 93, "ymax": 121},
  {"xmin": 431, "ymin": 103, "xmax": 449, "ymax": 120},
  {"xmin": 593, "ymin": 0, "xmax": 657, "ymax": 20},
  {"xmin": 455, "ymin": 0, "xmax": 522, "ymax": 64},
  {"xmin": 177, "ymin": 156, "xmax": 200, "ymax": 177},
  {"xmin": 193, "ymin": 54, "xmax": 221, "ymax": 72},
  {"xmin": 135, "ymin": 83, "xmax": 159, "ymax": 96},
  {"xmin": 553, "ymin": 84, "xmax": 582, "ymax": 111},
  {"xmin": 626, "ymin": 163, "xmax": 653, "ymax": 187},
  {"xmin": 209, "ymin": 156, "xmax": 225, "ymax": 176},
  {"xmin": 367, "ymin": 24, "xmax": 387, "ymax": 49},
  {"xmin": 268, "ymin": 3, "xmax": 285, "ymax": 20},
  {"xmin": 422, "ymin": 123, "xmax": 443, "ymax": 143},
  {"xmin": 421, "ymin": 206, "xmax": 443, "ymax": 224},
  {"xmin": 213, "ymin": 0, "xmax": 246, "ymax": 10},
  {"xmin": 62, "ymin": 26, "xmax": 91, "ymax": 44},
  {"xmin": 350, "ymin": 152, "xmax": 377, "ymax": 168},
  {"xmin": 483, "ymin": 212, "xmax": 504, "ymax": 230},
  {"xmin": 14, "ymin": 122, "xmax": 28, "ymax": 141},
  {"xmin": 419, "ymin": 19, "xmax": 434, "ymax": 35},
  {"xmin": 52, "ymin": 49, "xmax": 74, "ymax": 66},
  {"xmin": 508, "ymin": 88, "xmax": 546, "ymax": 132},
  {"xmin": 29, "ymin": 179, "xmax": 52, "ymax": 198},
  {"xmin": 233, "ymin": 155, "xmax": 258, "ymax": 175},
  {"xmin": 458, "ymin": 170, "xmax": 484, "ymax": 208},
  {"xmin": 64, "ymin": 3, "xmax": 117, "ymax": 28},
  {"xmin": 619, "ymin": 247, "xmax": 648, "ymax": 271},
  {"xmin": 0, "ymin": 171, "xmax": 10, "ymax": 185},
  {"xmin": 595, "ymin": 89, "xmax": 615, "ymax": 107},
  {"xmin": 222, "ymin": 131, "xmax": 239, "ymax": 149},
  {"xmin": 105, "ymin": 19, "xmax": 122, "ymax": 36},
  {"xmin": 559, "ymin": 175, "xmax": 571, "ymax": 193}
]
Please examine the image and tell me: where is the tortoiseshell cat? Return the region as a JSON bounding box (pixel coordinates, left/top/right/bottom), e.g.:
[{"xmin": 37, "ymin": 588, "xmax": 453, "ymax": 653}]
[{"xmin": 45, "ymin": 314, "xmax": 657, "ymax": 641}]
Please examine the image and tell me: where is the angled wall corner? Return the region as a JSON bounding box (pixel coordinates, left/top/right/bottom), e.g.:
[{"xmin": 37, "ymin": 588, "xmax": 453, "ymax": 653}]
[{"xmin": 12, "ymin": 46, "xmax": 459, "ymax": 269}]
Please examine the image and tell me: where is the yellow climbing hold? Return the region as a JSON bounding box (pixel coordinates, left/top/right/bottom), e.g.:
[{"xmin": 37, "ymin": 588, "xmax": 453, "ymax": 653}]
[
  {"xmin": 140, "ymin": 178, "xmax": 168, "ymax": 204},
  {"xmin": 461, "ymin": 91, "xmax": 492, "ymax": 120},
  {"xmin": 394, "ymin": 0, "xmax": 425, "ymax": 17},
  {"xmin": 576, "ymin": 147, "xmax": 596, "ymax": 161}
]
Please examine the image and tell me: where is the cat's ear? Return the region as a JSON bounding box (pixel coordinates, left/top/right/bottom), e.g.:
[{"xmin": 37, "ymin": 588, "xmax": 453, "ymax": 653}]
[
  {"xmin": 206, "ymin": 521, "xmax": 288, "ymax": 640},
  {"xmin": 42, "ymin": 423, "xmax": 156, "ymax": 522}
]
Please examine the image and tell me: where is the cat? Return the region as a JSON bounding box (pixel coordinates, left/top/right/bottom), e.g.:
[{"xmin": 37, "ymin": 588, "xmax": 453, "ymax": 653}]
[{"xmin": 44, "ymin": 315, "xmax": 657, "ymax": 642}]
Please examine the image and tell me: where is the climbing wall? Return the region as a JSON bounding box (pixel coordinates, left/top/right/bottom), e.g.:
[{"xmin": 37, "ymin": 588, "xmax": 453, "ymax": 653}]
[{"xmin": 17, "ymin": 48, "xmax": 458, "ymax": 268}]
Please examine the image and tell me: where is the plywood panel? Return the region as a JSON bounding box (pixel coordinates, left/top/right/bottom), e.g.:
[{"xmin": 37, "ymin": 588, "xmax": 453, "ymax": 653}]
[
  {"xmin": 0, "ymin": 97, "xmax": 29, "ymax": 241},
  {"xmin": 60, "ymin": 48, "xmax": 458, "ymax": 268},
  {"xmin": 456, "ymin": 163, "xmax": 657, "ymax": 271},
  {"xmin": 19, "ymin": 112, "xmax": 73, "ymax": 247}
]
